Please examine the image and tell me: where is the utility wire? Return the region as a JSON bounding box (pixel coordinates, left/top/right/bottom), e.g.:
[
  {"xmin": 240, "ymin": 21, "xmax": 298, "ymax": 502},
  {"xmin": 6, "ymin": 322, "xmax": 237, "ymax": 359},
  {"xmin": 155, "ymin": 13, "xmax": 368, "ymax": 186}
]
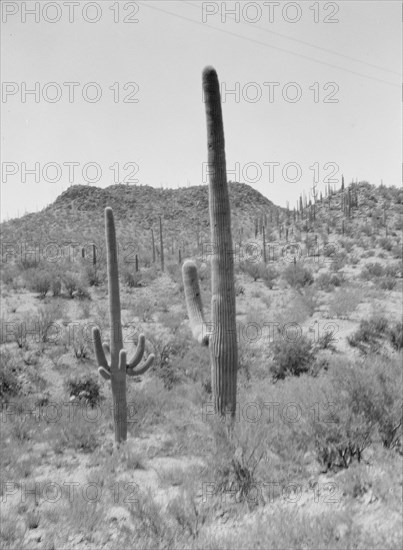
[
  {"xmin": 184, "ymin": 0, "xmax": 400, "ymax": 77},
  {"xmin": 139, "ymin": 2, "xmax": 400, "ymax": 88}
]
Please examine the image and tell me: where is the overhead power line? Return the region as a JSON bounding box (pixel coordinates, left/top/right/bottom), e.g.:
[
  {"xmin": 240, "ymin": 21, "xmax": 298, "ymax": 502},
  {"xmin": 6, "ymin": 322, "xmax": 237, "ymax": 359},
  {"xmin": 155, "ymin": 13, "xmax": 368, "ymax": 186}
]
[{"xmin": 139, "ymin": 2, "xmax": 400, "ymax": 88}]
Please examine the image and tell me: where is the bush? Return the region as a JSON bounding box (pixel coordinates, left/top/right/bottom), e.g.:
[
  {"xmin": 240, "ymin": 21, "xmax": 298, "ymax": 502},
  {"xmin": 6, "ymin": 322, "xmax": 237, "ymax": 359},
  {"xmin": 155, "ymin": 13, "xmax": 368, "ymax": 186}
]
[
  {"xmin": 378, "ymin": 237, "xmax": 393, "ymax": 251},
  {"xmin": 347, "ymin": 315, "xmax": 389, "ymax": 354},
  {"xmin": 62, "ymin": 272, "xmax": 79, "ymax": 298},
  {"xmin": 0, "ymin": 349, "xmax": 21, "ymax": 401},
  {"xmin": 312, "ymin": 356, "xmax": 402, "ymax": 470},
  {"xmin": 391, "ymin": 244, "xmax": 402, "ymax": 259},
  {"xmin": 85, "ymin": 265, "xmax": 102, "ymax": 287},
  {"xmin": 260, "ymin": 264, "xmax": 278, "ymax": 289},
  {"xmin": 379, "ymin": 277, "xmax": 397, "ymax": 290},
  {"xmin": 25, "ymin": 268, "xmax": 52, "ymax": 298},
  {"xmin": 385, "ymin": 262, "xmax": 400, "ymax": 278},
  {"xmin": 62, "ymin": 272, "xmax": 89, "ymax": 299},
  {"xmin": 269, "ymin": 334, "xmax": 316, "ymax": 380},
  {"xmin": 360, "ymin": 262, "xmax": 385, "ymax": 280},
  {"xmin": 66, "ymin": 375, "xmax": 102, "ymax": 407},
  {"xmin": 239, "ymin": 261, "xmax": 262, "ymax": 282},
  {"xmin": 51, "ymin": 276, "xmax": 62, "ymax": 297},
  {"xmin": 327, "ymin": 288, "xmax": 361, "ymax": 320},
  {"xmin": 388, "ymin": 322, "xmax": 403, "ymax": 351},
  {"xmin": 121, "ymin": 265, "xmax": 142, "ymax": 288},
  {"xmin": 282, "ymin": 262, "xmax": 314, "ymax": 289},
  {"xmin": 316, "ymin": 272, "xmax": 344, "ymax": 292}
]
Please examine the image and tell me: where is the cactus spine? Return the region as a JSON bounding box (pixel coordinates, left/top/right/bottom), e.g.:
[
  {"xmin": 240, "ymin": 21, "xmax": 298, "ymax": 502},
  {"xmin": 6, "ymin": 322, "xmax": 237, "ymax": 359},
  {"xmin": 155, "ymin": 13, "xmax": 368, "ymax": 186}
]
[
  {"xmin": 182, "ymin": 66, "xmax": 238, "ymax": 421},
  {"xmin": 92, "ymin": 207, "xmax": 154, "ymax": 443}
]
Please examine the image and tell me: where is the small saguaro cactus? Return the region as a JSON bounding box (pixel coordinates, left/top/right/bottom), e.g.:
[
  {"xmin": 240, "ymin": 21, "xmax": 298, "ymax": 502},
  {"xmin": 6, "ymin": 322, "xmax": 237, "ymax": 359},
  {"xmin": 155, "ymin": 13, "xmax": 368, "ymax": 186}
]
[
  {"xmin": 92, "ymin": 207, "xmax": 154, "ymax": 444},
  {"xmin": 159, "ymin": 216, "xmax": 165, "ymax": 272},
  {"xmin": 182, "ymin": 66, "xmax": 238, "ymax": 421}
]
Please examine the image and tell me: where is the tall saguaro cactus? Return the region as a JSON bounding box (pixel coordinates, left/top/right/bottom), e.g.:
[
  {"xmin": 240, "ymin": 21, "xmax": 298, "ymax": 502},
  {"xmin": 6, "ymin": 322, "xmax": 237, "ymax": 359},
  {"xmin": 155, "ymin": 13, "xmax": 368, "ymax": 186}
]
[
  {"xmin": 182, "ymin": 66, "xmax": 238, "ymax": 421},
  {"xmin": 92, "ymin": 207, "xmax": 154, "ymax": 443}
]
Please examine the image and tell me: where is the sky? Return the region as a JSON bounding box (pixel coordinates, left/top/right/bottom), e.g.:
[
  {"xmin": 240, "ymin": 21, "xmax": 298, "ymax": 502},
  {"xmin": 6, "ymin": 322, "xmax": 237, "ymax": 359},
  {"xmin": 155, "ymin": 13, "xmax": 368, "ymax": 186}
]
[{"xmin": 1, "ymin": 0, "xmax": 401, "ymax": 220}]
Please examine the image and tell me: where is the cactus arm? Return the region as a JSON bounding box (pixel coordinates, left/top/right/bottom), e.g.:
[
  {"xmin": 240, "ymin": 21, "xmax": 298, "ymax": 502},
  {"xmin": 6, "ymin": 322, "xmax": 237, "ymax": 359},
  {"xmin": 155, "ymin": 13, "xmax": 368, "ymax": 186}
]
[
  {"xmin": 102, "ymin": 343, "xmax": 110, "ymax": 356},
  {"xmin": 127, "ymin": 334, "xmax": 146, "ymax": 368},
  {"xmin": 118, "ymin": 350, "xmax": 126, "ymax": 371},
  {"xmin": 93, "ymin": 327, "xmax": 109, "ymax": 369},
  {"xmin": 182, "ymin": 260, "xmax": 209, "ymax": 346},
  {"xmin": 98, "ymin": 367, "xmax": 111, "ymax": 380},
  {"xmin": 126, "ymin": 334, "xmax": 155, "ymax": 375},
  {"xmin": 127, "ymin": 353, "xmax": 155, "ymax": 376}
]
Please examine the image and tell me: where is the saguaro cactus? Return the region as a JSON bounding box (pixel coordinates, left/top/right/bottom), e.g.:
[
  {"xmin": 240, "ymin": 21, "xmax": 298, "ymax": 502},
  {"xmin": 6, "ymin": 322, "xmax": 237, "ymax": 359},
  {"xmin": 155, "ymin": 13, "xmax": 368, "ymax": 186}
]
[
  {"xmin": 182, "ymin": 66, "xmax": 238, "ymax": 421},
  {"xmin": 159, "ymin": 216, "xmax": 165, "ymax": 272},
  {"xmin": 92, "ymin": 207, "xmax": 154, "ymax": 443}
]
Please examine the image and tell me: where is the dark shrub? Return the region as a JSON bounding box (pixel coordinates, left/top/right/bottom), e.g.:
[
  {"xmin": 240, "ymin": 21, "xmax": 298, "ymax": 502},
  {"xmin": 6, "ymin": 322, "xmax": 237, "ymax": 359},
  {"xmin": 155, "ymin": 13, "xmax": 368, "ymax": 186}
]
[
  {"xmin": 0, "ymin": 350, "xmax": 20, "ymax": 401},
  {"xmin": 379, "ymin": 277, "xmax": 397, "ymax": 291},
  {"xmin": 360, "ymin": 262, "xmax": 385, "ymax": 280},
  {"xmin": 388, "ymin": 322, "xmax": 403, "ymax": 351},
  {"xmin": 348, "ymin": 315, "xmax": 389, "ymax": 354},
  {"xmin": 282, "ymin": 262, "xmax": 314, "ymax": 289},
  {"xmin": 25, "ymin": 268, "xmax": 52, "ymax": 298},
  {"xmin": 269, "ymin": 334, "xmax": 315, "ymax": 380},
  {"xmin": 66, "ymin": 376, "xmax": 102, "ymax": 407},
  {"xmin": 312, "ymin": 357, "xmax": 402, "ymax": 470},
  {"xmin": 316, "ymin": 272, "xmax": 344, "ymax": 292}
]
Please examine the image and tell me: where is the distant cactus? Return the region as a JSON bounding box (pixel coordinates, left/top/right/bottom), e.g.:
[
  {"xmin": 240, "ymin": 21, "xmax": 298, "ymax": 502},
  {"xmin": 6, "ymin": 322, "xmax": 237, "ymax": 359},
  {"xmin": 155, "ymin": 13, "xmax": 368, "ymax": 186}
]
[
  {"xmin": 159, "ymin": 216, "xmax": 164, "ymax": 272},
  {"xmin": 92, "ymin": 207, "xmax": 154, "ymax": 443},
  {"xmin": 151, "ymin": 229, "xmax": 156, "ymax": 263},
  {"xmin": 182, "ymin": 66, "xmax": 238, "ymax": 421}
]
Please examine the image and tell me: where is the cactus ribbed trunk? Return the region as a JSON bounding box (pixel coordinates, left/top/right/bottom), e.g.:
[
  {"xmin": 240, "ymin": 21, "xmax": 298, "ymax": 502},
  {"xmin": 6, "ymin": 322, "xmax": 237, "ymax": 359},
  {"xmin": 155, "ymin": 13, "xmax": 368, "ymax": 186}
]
[
  {"xmin": 203, "ymin": 66, "xmax": 238, "ymax": 420},
  {"xmin": 159, "ymin": 217, "xmax": 164, "ymax": 272},
  {"xmin": 151, "ymin": 229, "xmax": 156, "ymax": 263},
  {"xmin": 105, "ymin": 208, "xmax": 127, "ymax": 443}
]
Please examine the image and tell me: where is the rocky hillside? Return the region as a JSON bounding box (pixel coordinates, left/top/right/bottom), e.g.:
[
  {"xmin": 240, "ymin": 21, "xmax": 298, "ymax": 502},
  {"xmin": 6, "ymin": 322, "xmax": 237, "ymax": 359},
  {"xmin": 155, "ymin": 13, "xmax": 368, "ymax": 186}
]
[{"xmin": 0, "ymin": 182, "xmax": 281, "ymax": 253}]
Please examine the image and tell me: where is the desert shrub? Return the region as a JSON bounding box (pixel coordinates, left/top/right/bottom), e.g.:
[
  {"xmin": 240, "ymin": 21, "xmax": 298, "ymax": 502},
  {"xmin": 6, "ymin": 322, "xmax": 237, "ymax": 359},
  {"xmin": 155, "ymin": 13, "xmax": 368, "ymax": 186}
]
[
  {"xmin": 260, "ymin": 264, "xmax": 278, "ymax": 289},
  {"xmin": 385, "ymin": 262, "xmax": 400, "ymax": 278},
  {"xmin": 340, "ymin": 239, "xmax": 354, "ymax": 253},
  {"xmin": 330, "ymin": 250, "xmax": 348, "ymax": 272},
  {"xmin": 63, "ymin": 323, "xmax": 91, "ymax": 359},
  {"xmin": 121, "ymin": 265, "xmax": 142, "ymax": 288},
  {"xmin": 388, "ymin": 322, "xmax": 403, "ymax": 351},
  {"xmin": 316, "ymin": 272, "xmax": 344, "ymax": 292},
  {"xmin": 360, "ymin": 262, "xmax": 385, "ymax": 280},
  {"xmin": 0, "ymin": 263, "xmax": 20, "ymax": 287},
  {"xmin": 147, "ymin": 333, "xmax": 188, "ymax": 390},
  {"xmin": 347, "ymin": 315, "xmax": 389, "ymax": 354},
  {"xmin": 0, "ymin": 349, "xmax": 21, "ymax": 401},
  {"xmin": 312, "ymin": 356, "xmax": 402, "ymax": 469},
  {"xmin": 391, "ymin": 244, "xmax": 402, "ymax": 259},
  {"xmin": 62, "ymin": 272, "xmax": 79, "ymax": 298},
  {"xmin": 134, "ymin": 294, "xmax": 154, "ymax": 323},
  {"xmin": 269, "ymin": 333, "xmax": 316, "ymax": 380},
  {"xmin": 379, "ymin": 277, "xmax": 397, "ymax": 290},
  {"xmin": 51, "ymin": 276, "xmax": 62, "ymax": 297},
  {"xmin": 85, "ymin": 265, "xmax": 102, "ymax": 287},
  {"xmin": 378, "ymin": 237, "xmax": 393, "ymax": 251},
  {"xmin": 66, "ymin": 375, "xmax": 102, "ymax": 407},
  {"xmin": 282, "ymin": 262, "xmax": 314, "ymax": 288},
  {"xmin": 327, "ymin": 288, "xmax": 361, "ymax": 319},
  {"xmin": 166, "ymin": 263, "xmax": 182, "ymax": 284},
  {"xmin": 25, "ymin": 268, "xmax": 52, "ymax": 298},
  {"xmin": 235, "ymin": 282, "xmax": 245, "ymax": 296},
  {"xmin": 361, "ymin": 249, "xmax": 375, "ymax": 258},
  {"xmin": 239, "ymin": 260, "xmax": 262, "ymax": 282}
]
